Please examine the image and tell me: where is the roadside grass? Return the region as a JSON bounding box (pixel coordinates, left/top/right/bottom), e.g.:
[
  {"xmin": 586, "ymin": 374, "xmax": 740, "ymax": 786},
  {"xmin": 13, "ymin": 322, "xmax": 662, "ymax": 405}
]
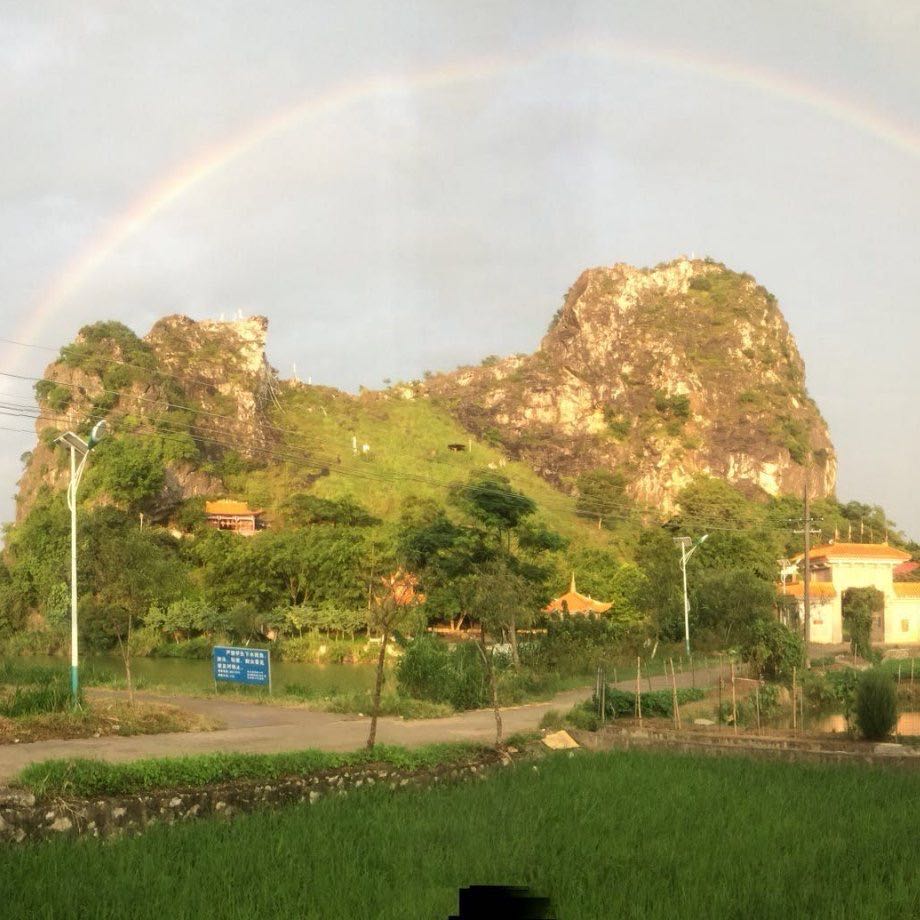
[
  {"xmin": 14, "ymin": 742, "xmax": 487, "ymax": 799},
  {"xmin": 3, "ymin": 750, "xmax": 919, "ymax": 919},
  {"xmin": 0, "ymin": 700, "xmax": 219, "ymax": 746}
]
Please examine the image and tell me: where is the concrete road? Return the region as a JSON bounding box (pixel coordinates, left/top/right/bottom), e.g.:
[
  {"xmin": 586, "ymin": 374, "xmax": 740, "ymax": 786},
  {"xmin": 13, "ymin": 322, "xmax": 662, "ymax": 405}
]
[{"xmin": 0, "ymin": 666, "xmax": 720, "ymax": 785}]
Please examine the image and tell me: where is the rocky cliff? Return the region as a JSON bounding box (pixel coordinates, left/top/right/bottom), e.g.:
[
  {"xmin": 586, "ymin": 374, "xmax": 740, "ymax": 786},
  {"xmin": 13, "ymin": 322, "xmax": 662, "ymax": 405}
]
[
  {"xmin": 16, "ymin": 316, "xmax": 277, "ymax": 522},
  {"xmin": 425, "ymin": 258, "xmax": 835, "ymax": 512},
  {"xmin": 15, "ymin": 257, "xmax": 836, "ymax": 524}
]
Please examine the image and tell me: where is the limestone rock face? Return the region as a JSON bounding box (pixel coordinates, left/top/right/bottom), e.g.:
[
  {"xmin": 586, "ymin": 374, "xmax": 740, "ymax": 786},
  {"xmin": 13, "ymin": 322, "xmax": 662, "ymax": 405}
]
[
  {"xmin": 427, "ymin": 258, "xmax": 835, "ymax": 511},
  {"xmin": 16, "ymin": 316, "xmax": 276, "ymax": 522}
]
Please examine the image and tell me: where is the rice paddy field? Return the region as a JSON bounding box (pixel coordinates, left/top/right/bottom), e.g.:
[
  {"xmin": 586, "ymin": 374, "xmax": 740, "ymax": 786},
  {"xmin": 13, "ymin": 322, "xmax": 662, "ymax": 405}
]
[{"xmin": 2, "ymin": 749, "xmax": 918, "ymax": 919}]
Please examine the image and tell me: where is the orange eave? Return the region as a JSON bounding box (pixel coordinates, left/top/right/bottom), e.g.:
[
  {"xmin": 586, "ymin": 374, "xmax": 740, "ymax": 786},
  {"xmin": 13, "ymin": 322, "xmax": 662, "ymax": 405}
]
[
  {"xmin": 894, "ymin": 583, "xmax": 920, "ymax": 599},
  {"xmin": 791, "ymin": 542, "xmax": 911, "ymax": 564},
  {"xmin": 778, "ymin": 581, "xmax": 837, "ymax": 599}
]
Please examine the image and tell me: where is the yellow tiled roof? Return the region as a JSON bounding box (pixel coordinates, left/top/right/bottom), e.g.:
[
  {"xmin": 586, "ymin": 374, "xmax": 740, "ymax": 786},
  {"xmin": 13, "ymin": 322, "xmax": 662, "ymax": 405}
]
[{"xmin": 205, "ymin": 500, "xmax": 262, "ymax": 516}]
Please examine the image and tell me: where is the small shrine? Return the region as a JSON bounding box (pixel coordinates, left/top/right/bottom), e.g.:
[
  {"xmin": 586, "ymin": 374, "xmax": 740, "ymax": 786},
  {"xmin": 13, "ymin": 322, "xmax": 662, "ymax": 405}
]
[
  {"xmin": 205, "ymin": 499, "xmax": 266, "ymax": 536},
  {"xmin": 544, "ymin": 574, "xmax": 612, "ymax": 615}
]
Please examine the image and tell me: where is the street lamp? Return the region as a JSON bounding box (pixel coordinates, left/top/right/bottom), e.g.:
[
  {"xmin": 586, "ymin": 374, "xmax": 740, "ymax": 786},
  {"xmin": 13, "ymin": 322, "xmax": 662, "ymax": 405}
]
[
  {"xmin": 54, "ymin": 420, "xmax": 107, "ymax": 706},
  {"xmin": 674, "ymin": 533, "xmax": 709, "ymax": 657}
]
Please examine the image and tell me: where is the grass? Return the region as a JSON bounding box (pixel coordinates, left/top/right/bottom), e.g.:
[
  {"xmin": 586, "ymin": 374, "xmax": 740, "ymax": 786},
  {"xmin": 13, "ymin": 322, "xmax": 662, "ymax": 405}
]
[
  {"xmin": 0, "ymin": 700, "xmax": 219, "ymax": 746},
  {"xmin": 14, "ymin": 742, "xmax": 486, "ymax": 799},
  {"xmin": 3, "ymin": 750, "xmax": 919, "ymax": 918}
]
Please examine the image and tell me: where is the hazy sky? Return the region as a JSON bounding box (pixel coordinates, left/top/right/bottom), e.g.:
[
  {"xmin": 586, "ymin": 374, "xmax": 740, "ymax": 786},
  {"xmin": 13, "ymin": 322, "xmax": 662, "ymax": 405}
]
[{"xmin": 1, "ymin": 1, "xmax": 918, "ymax": 536}]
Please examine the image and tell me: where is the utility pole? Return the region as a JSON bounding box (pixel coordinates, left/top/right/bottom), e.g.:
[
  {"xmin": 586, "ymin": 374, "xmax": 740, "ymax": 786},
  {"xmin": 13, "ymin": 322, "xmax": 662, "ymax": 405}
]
[
  {"xmin": 54, "ymin": 421, "xmax": 107, "ymax": 706},
  {"xmin": 803, "ymin": 476, "xmax": 811, "ymax": 655}
]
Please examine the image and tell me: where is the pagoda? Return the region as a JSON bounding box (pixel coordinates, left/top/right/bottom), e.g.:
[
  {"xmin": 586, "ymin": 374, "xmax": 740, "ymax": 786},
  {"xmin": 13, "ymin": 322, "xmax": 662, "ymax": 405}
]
[{"xmin": 544, "ymin": 574, "xmax": 612, "ymax": 615}]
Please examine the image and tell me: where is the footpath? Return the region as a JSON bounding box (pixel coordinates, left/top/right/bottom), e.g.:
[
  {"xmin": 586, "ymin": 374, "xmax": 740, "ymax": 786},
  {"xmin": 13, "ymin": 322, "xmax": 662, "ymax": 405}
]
[{"xmin": 0, "ymin": 666, "xmax": 717, "ymax": 785}]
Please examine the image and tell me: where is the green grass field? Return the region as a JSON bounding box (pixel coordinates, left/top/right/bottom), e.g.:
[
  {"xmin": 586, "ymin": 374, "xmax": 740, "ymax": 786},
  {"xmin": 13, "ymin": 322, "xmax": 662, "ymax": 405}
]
[{"xmin": 2, "ymin": 750, "xmax": 918, "ymax": 919}]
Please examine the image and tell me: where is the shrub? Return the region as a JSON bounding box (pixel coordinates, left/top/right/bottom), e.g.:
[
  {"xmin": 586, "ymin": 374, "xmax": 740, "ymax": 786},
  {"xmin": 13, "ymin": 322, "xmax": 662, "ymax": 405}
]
[
  {"xmin": 396, "ymin": 636, "xmax": 487, "ymax": 711},
  {"xmin": 592, "ymin": 687, "xmax": 706, "ymax": 719},
  {"xmin": 741, "ymin": 619, "xmax": 805, "ymax": 680},
  {"xmin": 853, "ymin": 669, "xmax": 898, "ymax": 741}
]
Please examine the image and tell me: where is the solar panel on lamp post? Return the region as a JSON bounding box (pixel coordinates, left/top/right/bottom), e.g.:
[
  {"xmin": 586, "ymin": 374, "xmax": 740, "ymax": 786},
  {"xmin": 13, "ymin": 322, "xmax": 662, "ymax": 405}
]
[{"xmin": 54, "ymin": 420, "xmax": 107, "ymax": 707}]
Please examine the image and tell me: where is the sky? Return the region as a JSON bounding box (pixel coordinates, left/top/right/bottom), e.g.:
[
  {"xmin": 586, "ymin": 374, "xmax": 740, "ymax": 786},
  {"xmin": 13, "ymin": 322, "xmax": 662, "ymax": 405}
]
[{"xmin": 0, "ymin": 1, "xmax": 918, "ymax": 537}]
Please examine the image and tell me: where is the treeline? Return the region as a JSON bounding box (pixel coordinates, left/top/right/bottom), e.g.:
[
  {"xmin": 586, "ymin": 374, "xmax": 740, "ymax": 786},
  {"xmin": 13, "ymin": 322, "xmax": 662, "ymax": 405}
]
[{"xmin": 1, "ymin": 456, "xmax": 916, "ymax": 662}]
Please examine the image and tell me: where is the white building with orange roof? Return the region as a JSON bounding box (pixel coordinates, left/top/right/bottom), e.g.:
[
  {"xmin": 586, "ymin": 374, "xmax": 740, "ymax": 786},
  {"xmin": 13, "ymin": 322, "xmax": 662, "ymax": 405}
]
[{"xmin": 782, "ymin": 542, "xmax": 920, "ymax": 645}]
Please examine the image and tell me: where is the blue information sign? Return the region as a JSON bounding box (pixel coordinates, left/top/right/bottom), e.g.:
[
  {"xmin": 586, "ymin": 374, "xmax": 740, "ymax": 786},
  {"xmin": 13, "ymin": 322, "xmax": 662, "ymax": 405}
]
[{"xmin": 212, "ymin": 646, "xmax": 271, "ymax": 689}]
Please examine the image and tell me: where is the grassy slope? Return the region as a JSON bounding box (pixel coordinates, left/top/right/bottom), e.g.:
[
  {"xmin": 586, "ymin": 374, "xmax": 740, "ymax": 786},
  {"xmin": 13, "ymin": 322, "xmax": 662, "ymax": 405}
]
[
  {"xmin": 239, "ymin": 385, "xmax": 630, "ymax": 550},
  {"xmin": 2, "ymin": 750, "xmax": 917, "ymax": 919}
]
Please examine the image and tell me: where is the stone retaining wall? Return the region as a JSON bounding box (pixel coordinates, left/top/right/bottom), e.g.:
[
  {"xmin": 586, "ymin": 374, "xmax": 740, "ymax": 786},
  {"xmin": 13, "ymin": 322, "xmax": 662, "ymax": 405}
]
[
  {"xmin": 576, "ymin": 725, "xmax": 920, "ymax": 767},
  {"xmin": 0, "ymin": 751, "xmax": 507, "ymax": 845}
]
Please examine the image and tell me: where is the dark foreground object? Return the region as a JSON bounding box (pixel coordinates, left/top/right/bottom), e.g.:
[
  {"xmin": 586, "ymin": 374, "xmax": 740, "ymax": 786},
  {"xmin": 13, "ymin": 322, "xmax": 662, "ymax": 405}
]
[{"xmin": 451, "ymin": 886, "xmax": 554, "ymax": 919}]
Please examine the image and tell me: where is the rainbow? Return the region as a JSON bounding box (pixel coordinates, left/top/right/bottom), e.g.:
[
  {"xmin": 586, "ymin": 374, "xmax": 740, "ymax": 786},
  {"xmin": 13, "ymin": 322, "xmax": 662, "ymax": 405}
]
[{"xmin": 9, "ymin": 38, "xmax": 920, "ymax": 371}]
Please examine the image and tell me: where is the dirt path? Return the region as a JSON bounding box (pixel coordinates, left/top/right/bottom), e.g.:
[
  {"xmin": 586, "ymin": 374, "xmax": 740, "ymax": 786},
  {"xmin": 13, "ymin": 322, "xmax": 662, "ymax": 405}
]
[{"xmin": 0, "ymin": 666, "xmax": 721, "ymax": 784}]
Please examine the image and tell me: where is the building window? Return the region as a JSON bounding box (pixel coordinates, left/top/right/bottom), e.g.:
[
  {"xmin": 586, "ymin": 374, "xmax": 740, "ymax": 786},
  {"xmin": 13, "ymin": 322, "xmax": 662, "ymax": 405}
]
[{"xmin": 903, "ymin": 620, "xmax": 911, "ymax": 633}]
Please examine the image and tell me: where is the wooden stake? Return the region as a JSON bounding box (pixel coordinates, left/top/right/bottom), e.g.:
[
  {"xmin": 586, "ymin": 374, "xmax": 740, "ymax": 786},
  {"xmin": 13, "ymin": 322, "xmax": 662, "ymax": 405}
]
[
  {"xmin": 646, "ymin": 660, "xmax": 653, "ymax": 694},
  {"xmin": 911, "ymin": 659, "xmax": 914, "ymax": 687},
  {"xmin": 669, "ymin": 658, "xmax": 681, "ymax": 730},
  {"xmin": 898, "ymin": 663, "xmax": 902, "ymax": 687},
  {"xmin": 636, "ymin": 657, "xmax": 642, "ymax": 724},
  {"xmin": 755, "ymin": 681, "xmax": 762, "ymax": 734},
  {"xmin": 792, "ymin": 667, "xmax": 797, "ymax": 733},
  {"xmin": 730, "ymin": 660, "xmax": 738, "ymax": 734},
  {"xmin": 601, "ymin": 668, "xmax": 606, "ymax": 727},
  {"xmin": 691, "ymin": 656, "xmax": 696, "ymax": 688}
]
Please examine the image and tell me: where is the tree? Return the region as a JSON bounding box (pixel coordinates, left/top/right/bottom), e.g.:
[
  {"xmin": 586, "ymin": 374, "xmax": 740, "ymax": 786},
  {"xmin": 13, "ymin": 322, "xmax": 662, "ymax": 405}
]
[
  {"xmin": 451, "ymin": 471, "xmax": 536, "ymax": 551},
  {"xmin": 468, "ymin": 561, "xmax": 538, "ymax": 746},
  {"xmin": 366, "ymin": 571, "xmax": 424, "ymax": 750},
  {"xmin": 691, "ymin": 569, "xmax": 776, "ymax": 646},
  {"xmin": 81, "ymin": 509, "xmax": 184, "ymax": 703},
  {"xmin": 842, "ymin": 587, "xmax": 883, "ymax": 659},
  {"xmin": 574, "ymin": 469, "xmax": 627, "ymax": 529},
  {"xmin": 635, "ymin": 529, "xmax": 684, "ymax": 640},
  {"xmin": 281, "ymin": 493, "xmax": 379, "ymax": 528},
  {"xmin": 85, "ymin": 438, "xmax": 165, "ymax": 511}
]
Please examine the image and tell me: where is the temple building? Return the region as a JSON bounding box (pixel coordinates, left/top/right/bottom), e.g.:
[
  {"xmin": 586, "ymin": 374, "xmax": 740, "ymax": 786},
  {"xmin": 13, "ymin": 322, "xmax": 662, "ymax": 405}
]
[
  {"xmin": 545, "ymin": 574, "xmax": 612, "ymax": 615},
  {"xmin": 204, "ymin": 499, "xmax": 266, "ymax": 536},
  {"xmin": 780, "ymin": 542, "xmax": 920, "ymax": 645}
]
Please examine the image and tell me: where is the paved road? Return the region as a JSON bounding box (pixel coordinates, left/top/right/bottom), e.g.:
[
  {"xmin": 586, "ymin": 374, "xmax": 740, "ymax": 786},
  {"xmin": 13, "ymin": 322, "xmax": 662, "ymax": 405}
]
[{"xmin": 0, "ymin": 666, "xmax": 720, "ymax": 784}]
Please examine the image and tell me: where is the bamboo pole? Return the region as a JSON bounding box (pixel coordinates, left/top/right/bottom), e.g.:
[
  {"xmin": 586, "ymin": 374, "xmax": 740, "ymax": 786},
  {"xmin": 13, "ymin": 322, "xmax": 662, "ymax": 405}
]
[
  {"xmin": 730, "ymin": 660, "xmax": 738, "ymax": 734},
  {"xmin": 792, "ymin": 667, "xmax": 797, "ymax": 733},
  {"xmin": 755, "ymin": 680, "xmax": 762, "ymax": 734},
  {"xmin": 669, "ymin": 658, "xmax": 681, "ymax": 730},
  {"xmin": 691, "ymin": 655, "xmax": 696, "ymax": 688},
  {"xmin": 911, "ymin": 659, "xmax": 914, "ymax": 687},
  {"xmin": 600, "ymin": 667, "xmax": 606, "ymax": 727},
  {"xmin": 898, "ymin": 663, "xmax": 902, "ymax": 687},
  {"xmin": 646, "ymin": 660, "xmax": 653, "ymax": 694},
  {"xmin": 636, "ymin": 657, "xmax": 642, "ymax": 724}
]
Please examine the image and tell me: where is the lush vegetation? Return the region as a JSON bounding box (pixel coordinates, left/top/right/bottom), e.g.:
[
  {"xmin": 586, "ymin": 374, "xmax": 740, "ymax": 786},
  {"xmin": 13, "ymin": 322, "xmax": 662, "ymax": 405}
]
[
  {"xmin": 3, "ymin": 751, "xmax": 920, "ymax": 919},
  {"xmin": 853, "ymin": 669, "xmax": 898, "ymax": 741},
  {"xmin": 4, "ymin": 320, "xmax": 917, "ymax": 727},
  {"xmin": 16, "ymin": 743, "xmax": 485, "ymax": 799}
]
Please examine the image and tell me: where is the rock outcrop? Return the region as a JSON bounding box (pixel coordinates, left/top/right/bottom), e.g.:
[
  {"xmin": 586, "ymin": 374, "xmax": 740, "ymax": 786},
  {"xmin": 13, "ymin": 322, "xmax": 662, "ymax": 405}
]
[
  {"xmin": 16, "ymin": 316, "xmax": 277, "ymax": 522},
  {"xmin": 426, "ymin": 258, "xmax": 835, "ymax": 511}
]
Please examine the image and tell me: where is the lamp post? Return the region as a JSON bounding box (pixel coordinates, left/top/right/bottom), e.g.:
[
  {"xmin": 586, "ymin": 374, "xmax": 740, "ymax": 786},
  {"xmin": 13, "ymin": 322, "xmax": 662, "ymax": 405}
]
[
  {"xmin": 674, "ymin": 534, "xmax": 709, "ymax": 657},
  {"xmin": 54, "ymin": 421, "xmax": 107, "ymax": 706}
]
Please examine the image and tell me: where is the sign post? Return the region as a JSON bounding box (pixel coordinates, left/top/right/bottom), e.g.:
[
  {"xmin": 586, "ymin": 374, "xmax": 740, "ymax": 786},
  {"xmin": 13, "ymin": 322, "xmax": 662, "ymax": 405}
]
[{"xmin": 212, "ymin": 646, "xmax": 271, "ymax": 692}]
